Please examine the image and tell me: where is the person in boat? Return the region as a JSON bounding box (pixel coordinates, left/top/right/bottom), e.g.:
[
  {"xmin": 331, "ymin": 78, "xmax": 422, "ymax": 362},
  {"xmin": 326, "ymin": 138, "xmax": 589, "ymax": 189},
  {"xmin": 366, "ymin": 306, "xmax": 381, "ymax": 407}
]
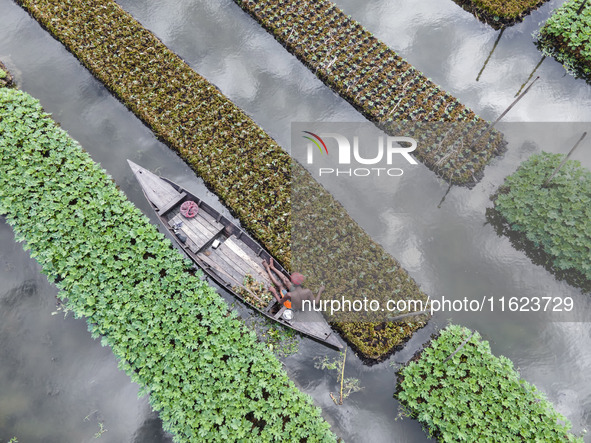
[{"xmin": 263, "ymin": 258, "xmax": 324, "ymax": 311}]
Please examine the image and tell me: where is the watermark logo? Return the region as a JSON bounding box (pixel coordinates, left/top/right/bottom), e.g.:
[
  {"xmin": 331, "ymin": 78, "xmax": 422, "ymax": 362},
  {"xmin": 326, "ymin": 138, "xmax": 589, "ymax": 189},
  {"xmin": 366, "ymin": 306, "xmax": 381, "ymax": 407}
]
[
  {"xmin": 302, "ymin": 131, "xmax": 417, "ymax": 177},
  {"xmin": 302, "ymin": 131, "xmax": 329, "ymax": 155}
]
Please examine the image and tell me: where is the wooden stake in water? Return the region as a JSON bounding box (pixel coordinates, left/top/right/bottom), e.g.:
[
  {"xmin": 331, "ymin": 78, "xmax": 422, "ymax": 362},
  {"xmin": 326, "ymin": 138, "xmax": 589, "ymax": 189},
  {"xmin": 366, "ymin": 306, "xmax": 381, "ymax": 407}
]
[
  {"xmin": 577, "ymin": 0, "xmax": 588, "ymax": 14},
  {"xmin": 515, "ymin": 56, "xmax": 546, "ymax": 97},
  {"xmin": 470, "ymin": 76, "xmax": 540, "ymax": 151},
  {"xmin": 542, "ymin": 132, "xmax": 587, "ymax": 187},
  {"xmin": 476, "ymin": 28, "xmax": 505, "ymax": 82},
  {"xmin": 339, "ymin": 348, "xmax": 347, "ymax": 405},
  {"xmin": 437, "ymin": 182, "xmax": 453, "ymax": 208}
]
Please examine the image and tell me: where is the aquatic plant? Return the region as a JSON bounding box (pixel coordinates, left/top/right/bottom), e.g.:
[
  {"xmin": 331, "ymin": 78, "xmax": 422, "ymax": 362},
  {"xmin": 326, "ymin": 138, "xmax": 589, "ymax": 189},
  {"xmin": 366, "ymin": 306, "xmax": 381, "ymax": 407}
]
[
  {"xmin": 396, "ymin": 325, "xmax": 582, "ymax": 442},
  {"xmin": 314, "ymin": 349, "xmax": 362, "ymax": 405},
  {"xmin": 15, "ymin": 0, "xmax": 292, "ymax": 266},
  {"xmin": 13, "ymin": 0, "xmax": 430, "ymax": 360},
  {"xmin": 234, "ymin": 0, "xmax": 506, "ymax": 185},
  {"xmin": 536, "ymin": 0, "xmax": 591, "ymax": 83},
  {"xmin": 452, "ymin": 0, "xmax": 550, "ymax": 28},
  {"xmin": 0, "ymin": 88, "xmax": 336, "ymax": 442},
  {"xmin": 0, "ymin": 61, "xmax": 14, "ymax": 88},
  {"xmin": 493, "ymin": 152, "xmax": 591, "ymax": 282}
]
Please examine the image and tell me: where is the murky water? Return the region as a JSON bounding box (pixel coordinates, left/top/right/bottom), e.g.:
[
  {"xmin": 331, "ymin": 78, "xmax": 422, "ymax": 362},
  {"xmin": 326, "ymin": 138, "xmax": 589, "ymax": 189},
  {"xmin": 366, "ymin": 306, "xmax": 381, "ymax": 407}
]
[{"xmin": 1, "ymin": 0, "xmax": 590, "ymax": 441}]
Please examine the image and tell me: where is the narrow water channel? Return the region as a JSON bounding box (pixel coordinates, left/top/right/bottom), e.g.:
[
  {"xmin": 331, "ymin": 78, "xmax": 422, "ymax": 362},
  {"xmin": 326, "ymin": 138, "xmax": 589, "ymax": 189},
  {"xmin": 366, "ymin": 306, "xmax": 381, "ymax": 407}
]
[{"xmin": 1, "ymin": 0, "xmax": 590, "ymax": 441}]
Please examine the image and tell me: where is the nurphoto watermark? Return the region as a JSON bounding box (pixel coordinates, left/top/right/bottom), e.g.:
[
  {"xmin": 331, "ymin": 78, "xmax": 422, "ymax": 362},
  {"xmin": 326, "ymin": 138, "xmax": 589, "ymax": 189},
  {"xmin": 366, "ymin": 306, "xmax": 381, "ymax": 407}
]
[{"xmin": 293, "ymin": 122, "xmax": 419, "ymax": 179}]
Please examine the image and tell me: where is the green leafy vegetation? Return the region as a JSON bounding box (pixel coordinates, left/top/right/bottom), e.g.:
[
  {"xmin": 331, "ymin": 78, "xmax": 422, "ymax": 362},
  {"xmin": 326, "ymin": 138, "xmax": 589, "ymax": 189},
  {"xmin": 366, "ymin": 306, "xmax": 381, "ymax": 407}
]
[
  {"xmin": 452, "ymin": 0, "xmax": 549, "ymax": 28},
  {"xmin": 14, "ymin": 0, "xmax": 430, "ymax": 360},
  {"xmin": 396, "ymin": 325, "xmax": 582, "ymax": 442},
  {"xmin": 537, "ymin": 0, "xmax": 591, "ymax": 83},
  {"xmin": 0, "ymin": 87, "xmax": 336, "ymax": 442},
  {"xmin": 234, "ymin": 0, "xmax": 506, "ymax": 185},
  {"xmin": 493, "ymin": 152, "xmax": 591, "ymax": 282},
  {"xmin": 0, "ymin": 61, "xmax": 14, "ymax": 88},
  {"xmin": 245, "ymin": 315, "xmax": 300, "ymax": 358}
]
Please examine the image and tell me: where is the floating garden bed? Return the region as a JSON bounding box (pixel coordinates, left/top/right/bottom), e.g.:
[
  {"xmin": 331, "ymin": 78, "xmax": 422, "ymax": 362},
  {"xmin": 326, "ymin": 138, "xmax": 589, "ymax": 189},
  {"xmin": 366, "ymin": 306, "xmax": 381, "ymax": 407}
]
[
  {"xmin": 234, "ymin": 0, "xmax": 506, "ymax": 185},
  {"xmin": 452, "ymin": 0, "xmax": 550, "ymax": 28},
  {"xmin": 0, "ymin": 60, "xmax": 14, "ymax": 88},
  {"xmin": 536, "ymin": 0, "xmax": 591, "ymax": 83},
  {"xmin": 492, "ymin": 152, "xmax": 591, "ymax": 283},
  {"xmin": 396, "ymin": 325, "xmax": 582, "ymax": 441},
  {"xmin": 292, "ymin": 165, "xmax": 429, "ymax": 362},
  {"xmin": 0, "ymin": 87, "xmax": 337, "ymax": 442},
  {"xmin": 15, "ymin": 0, "xmax": 430, "ymax": 360}
]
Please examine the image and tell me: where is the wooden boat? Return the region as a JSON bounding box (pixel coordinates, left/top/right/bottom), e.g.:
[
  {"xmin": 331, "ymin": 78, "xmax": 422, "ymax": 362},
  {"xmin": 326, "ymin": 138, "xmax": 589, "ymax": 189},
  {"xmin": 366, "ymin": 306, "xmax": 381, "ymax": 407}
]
[{"xmin": 128, "ymin": 160, "xmax": 342, "ymax": 350}]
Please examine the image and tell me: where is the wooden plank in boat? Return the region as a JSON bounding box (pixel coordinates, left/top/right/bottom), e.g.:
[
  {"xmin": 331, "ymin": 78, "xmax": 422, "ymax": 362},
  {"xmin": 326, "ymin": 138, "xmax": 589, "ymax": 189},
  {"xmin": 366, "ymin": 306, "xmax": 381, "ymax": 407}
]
[
  {"xmin": 187, "ymin": 238, "xmax": 199, "ymax": 254},
  {"xmin": 157, "ymin": 191, "xmax": 186, "ymax": 216},
  {"xmin": 192, "ymin": 215, "xmax": 220, "ymax": 237},
  {"xmin": 223, "ymin": 237, "xmax": 268, "ymax": 281},
  {"xmin": 184, "ymin": 218, "xmax": 214, "ymax": 241},
  {"xmin": 199, "ymin": 250, "xmax": 247, "ymax": 287},
  {"xmin": 168, "ymin": 213, "xmax": 210, "ymax": 249},
  {"xmin": 208, "ymin": 246, "xmax": 250, "ymax": 281},
  {"xmin": 216, "ymin": 242, "xmax": 268, "ymax": 284},
  {"xmin": 199, "ymin": 209, "xmax": 224, "ymax": 232},
  {"xmin": 200, "ymin": 208, "xmax": 222, "ymax": 224}
]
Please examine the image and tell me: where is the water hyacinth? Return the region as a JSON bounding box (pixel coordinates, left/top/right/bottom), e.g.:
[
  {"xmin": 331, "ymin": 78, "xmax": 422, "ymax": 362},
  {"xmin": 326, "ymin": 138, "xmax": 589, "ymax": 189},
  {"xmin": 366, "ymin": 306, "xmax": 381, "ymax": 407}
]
[{"xmin": 0, "ymin": 60, "xmax": 14, "ymax": 88}]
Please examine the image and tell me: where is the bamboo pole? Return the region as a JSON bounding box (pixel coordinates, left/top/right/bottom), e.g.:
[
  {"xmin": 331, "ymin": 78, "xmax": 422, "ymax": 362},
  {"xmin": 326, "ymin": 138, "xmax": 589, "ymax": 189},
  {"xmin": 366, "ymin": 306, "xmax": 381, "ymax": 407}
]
[
  {"xmin": 387, "ymin": 310, "xmax": 429, "ymax": 323},
  {"xmin": 542, "ymin": 132, "xmax": 587, "ymax": 187},
  {"xmin": 470, "ymin": 76, "xmax": 540, "ymax": 151},
  {"xmin": 515, "ymin": 56, "xmax": 545, "ymax": 97},
  {"xmin": 339, "ymin": 348, "xmax": 347, "ymax": 405},
  {"xmin": 476, "ymin": 28, "xmax": 505, "ymax": 82},
  {"xmin": 437, "ymin": 183, "xmax": 453, "ymax": 208}
]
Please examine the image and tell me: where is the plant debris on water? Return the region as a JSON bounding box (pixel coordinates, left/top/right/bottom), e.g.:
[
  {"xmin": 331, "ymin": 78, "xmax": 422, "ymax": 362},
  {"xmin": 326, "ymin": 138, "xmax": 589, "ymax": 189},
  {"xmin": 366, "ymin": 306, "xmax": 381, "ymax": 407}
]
[
  {"xmin": 536, "ymin": 0, "xmax": 591, "ymax": 83},
  {"xmin": 14, "ymin": 0, "xmax": 434, "ymax": 360},
  {"xmin": 396, "ymin": 325, "xmax": 583, "ymax": 441},
  {"xmin": 0, "ymin": 87, "xmax": 336, "ymax": 442}
]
